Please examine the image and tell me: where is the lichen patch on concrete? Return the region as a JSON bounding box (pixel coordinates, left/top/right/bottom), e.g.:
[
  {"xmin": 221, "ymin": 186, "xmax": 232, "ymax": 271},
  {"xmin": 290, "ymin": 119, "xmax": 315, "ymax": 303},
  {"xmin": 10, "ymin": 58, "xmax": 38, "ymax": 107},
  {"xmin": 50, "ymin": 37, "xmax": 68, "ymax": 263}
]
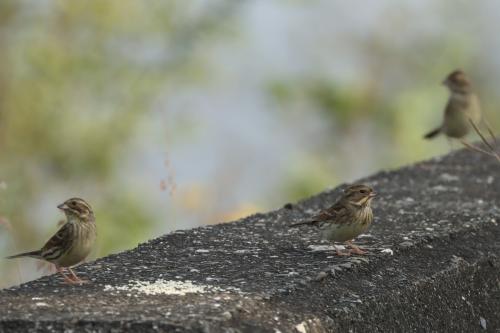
[
  {"xmin": 307, "ymin": 244, "xmax": 344, "ymax": 252},
  {"xmin": 104, "ymin": 279, "xmax": 239, "ymax": 296}
]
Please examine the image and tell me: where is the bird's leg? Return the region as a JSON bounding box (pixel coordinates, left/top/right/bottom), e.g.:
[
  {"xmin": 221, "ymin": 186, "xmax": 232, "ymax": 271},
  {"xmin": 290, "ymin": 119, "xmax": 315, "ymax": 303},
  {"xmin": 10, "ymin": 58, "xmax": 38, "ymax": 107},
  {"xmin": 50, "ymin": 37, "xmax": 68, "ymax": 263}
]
[
  {"xmin": 56, "ymin": 266, "xmax": 78, "ymax": 284},
  {"xmin": 447, "ymin": 137, "xmax": 454, "ymax": 152},
  {"xmin": 346, "ymin": 240, "xmax": 367, "ymax": 255},
  {"xmin": 68, "ymin": 267, "xmax": 88, "ymax": 284}
]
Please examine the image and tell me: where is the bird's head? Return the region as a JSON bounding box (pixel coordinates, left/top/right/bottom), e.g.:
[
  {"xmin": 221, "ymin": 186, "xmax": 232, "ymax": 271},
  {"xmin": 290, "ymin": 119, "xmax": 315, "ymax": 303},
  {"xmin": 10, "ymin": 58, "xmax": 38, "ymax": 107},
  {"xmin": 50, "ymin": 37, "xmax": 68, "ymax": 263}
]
[
  {"xmin": 342, "ymin": 184, "xmax": 376, "ymax": 208},
  {"xmin": 442, "ymin": 69, "xmax": 471, "ymax": 93},
  {"xmin": 57, "ymin": 197, "xmax": 94, "ymax": 222}
]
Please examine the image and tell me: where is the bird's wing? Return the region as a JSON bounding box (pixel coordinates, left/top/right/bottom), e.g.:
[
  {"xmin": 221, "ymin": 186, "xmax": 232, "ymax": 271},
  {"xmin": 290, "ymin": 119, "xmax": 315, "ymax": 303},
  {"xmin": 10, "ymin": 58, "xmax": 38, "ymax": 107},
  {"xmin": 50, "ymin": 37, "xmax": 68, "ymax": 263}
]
[
  {"xmin": 290, "ymin": 200, "xmax": 348, "ymax": 227},
  {"xmin": 310, "ymin": 201, "xmax": 347, "ymax": 223},
  {"xmin": 39, "ymin": 223, "xmax": 74, "ymax": 262}
]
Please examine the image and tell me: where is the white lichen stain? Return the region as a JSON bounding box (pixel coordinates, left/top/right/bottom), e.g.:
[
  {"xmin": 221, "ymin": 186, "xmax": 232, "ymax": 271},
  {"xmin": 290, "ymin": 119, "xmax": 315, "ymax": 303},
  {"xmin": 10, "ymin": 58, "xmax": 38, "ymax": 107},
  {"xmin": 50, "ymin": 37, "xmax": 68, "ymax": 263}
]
[
  {"xmin": 295, "ymin": 322, "xmax": 307, "ymax": 333},
  {"xmin": 104, "ymin": 280, "xmax": 240, "ymax": 296},
  {"xmin": 308, "ymin": 244, "xmax": 345, "ymax": 252},
  {"xmin": 381, "ymin": 248, "xmax": 393, "ymax": 255},
  {"xmin": 234, "ymin": 249, "xmax": 256, "ymax": 254},
  {"xmin": 480, "ymin": 316, "xmax": 487, "ymax": 330},
  {"xmin": 431, "ymin": 185, "xmax": 459, "ymax": 192},
  {"xmin": 439, "ymin": 173, "xmax": 459, "ymax": 182}
]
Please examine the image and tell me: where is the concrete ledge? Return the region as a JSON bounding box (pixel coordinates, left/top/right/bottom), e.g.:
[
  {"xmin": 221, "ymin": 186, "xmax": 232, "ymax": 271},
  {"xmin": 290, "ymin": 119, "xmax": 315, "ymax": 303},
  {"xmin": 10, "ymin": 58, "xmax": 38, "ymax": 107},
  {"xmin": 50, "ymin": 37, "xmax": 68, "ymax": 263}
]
[{"xmin": 1, "ymin": 148, "xmax": 500, "ymax": 332}]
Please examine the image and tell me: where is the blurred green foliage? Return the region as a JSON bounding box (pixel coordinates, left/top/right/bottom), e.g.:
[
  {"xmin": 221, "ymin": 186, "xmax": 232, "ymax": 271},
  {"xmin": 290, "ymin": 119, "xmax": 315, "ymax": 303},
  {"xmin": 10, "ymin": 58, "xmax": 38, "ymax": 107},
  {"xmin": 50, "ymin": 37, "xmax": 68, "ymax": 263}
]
[
  {"xmin": 264, "ymin": 0, "xmax": 500, "ymax": 200},
  {"xmin": 0, "ymin": 0, "xmax": 239, "ymax": 287}
]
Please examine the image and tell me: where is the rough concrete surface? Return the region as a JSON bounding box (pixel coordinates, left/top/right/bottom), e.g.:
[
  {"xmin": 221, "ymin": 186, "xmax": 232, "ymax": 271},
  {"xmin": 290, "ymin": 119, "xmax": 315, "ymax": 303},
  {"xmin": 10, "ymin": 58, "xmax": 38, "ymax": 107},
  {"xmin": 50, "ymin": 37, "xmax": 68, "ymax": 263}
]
[{"xmin": 1, "ymin": 148, "xmax": 500, "ymax": 332}]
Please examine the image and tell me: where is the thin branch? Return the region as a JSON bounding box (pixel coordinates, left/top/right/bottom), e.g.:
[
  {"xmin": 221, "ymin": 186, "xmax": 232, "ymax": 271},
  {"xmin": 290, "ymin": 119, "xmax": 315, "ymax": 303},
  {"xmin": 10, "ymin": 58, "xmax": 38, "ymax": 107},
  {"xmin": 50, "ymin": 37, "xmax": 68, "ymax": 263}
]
[
  {"xmin": 468, "ymin": 118, "xmax": 495, "ymax": 152},
  {"xmin": 483, "ymin": 118, "xmax": 497, "ymax": 145},
  {"xmin": 460, "ymin": 139, "xmax": 497, "ymax": 157},
  {"xmin": 466, "ymin": 118, "xmax": 500, "ymax": 164}
]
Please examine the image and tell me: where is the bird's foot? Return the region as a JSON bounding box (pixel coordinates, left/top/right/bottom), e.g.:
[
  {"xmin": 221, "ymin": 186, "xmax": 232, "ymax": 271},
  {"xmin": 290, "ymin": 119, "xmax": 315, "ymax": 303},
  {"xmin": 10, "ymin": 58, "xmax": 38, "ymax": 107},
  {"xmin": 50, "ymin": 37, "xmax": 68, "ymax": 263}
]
[
  {"xmin": 57, "ymin": 267, "xmax": 89, "ymax": 285},
  {"xmin": 348, "ymin": 245, "xmax": 367, "ymax": 255},
  {"xmin": 57, "ymin": 267, "xmax": 76, "ymax": 284},
  {"xmin": 335, "ymin": 249, "xmax": 351, "ymax": 256},
  {"xmin": 68, "ymin": 268, "xmax": 89, "ymax": 284},
  {"xmin": 62, "ymin": 276, "xmax": 78, "ymax": 284},
  {"xmin": 345, "ymin": 241, "xmax": 367, "ymax": 255},
  {"xmin": 69, "ymin": 278, "xmax": 89, "ymax": 285}
]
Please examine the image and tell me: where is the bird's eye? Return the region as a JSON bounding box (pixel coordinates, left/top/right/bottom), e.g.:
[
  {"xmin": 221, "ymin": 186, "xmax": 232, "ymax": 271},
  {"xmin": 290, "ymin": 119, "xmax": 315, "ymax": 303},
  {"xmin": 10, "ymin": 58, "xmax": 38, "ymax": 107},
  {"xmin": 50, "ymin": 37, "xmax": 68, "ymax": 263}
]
[
  {"xmin": 71, "ymin": 200, "xmax": 78, "ymax": 206},
  {"xmin": 360, "ymin": 190, "xmax": 367, "ymax": 194}
]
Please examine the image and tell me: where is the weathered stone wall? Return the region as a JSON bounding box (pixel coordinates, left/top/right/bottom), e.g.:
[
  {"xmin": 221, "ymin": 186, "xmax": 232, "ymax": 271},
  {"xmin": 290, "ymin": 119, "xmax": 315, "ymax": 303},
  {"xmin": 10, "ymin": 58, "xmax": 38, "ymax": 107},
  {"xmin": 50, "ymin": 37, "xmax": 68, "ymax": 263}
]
[{"xmin": 1, "ymin": 148, "xmax": 499, "ymax": 332}]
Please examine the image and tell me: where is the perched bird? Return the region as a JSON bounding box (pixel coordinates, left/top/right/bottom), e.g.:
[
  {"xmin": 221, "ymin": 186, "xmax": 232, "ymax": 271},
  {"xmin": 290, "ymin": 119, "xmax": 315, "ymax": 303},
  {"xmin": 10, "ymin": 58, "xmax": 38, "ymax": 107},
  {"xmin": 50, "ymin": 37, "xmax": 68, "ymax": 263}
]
[
  {"xmin": 7, "ymin": 198, "xmax": 96, "ymax": 284},
  {"xmin": 291, "ymin": 184, "xmax": 376, "ymax": 256},
  {"xmin": 424, "ymin": 69, "xmax": 481, "ymax": 140}
]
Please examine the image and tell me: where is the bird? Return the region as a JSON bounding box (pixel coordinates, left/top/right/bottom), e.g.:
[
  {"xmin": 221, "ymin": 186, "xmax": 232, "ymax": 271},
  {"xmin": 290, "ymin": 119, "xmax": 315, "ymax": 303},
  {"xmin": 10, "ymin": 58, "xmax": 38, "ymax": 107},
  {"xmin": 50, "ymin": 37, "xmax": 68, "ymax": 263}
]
[
  {"xmin": 290, "ymin": 184, "xmax": 376, "ymax": 256},
  {"xmin": 7, "ymin": 197, "xmax": 96, "ymax": 284},
  {"xmin": 424, "ymin": 69, "xmax": 482, "ymax": 140}
]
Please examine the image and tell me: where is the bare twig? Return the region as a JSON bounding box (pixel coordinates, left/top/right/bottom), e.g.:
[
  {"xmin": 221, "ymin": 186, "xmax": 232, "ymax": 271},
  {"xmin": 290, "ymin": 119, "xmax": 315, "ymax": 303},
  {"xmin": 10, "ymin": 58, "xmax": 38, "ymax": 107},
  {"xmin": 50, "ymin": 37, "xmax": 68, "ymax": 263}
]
[
  {"xmin": 483, "ymin": 118, "xmax": 497, "ymax": 145},
  {"xmin": 468, "ymin": 119, "xmax": 495, "ymax": 151},
  {"xmin": 460, "ymin": 139, "xmax": 497, "ymax": 157},
  {"xmin": 466, "ymin": 118, "xmax": 500, "ymax": 164}
]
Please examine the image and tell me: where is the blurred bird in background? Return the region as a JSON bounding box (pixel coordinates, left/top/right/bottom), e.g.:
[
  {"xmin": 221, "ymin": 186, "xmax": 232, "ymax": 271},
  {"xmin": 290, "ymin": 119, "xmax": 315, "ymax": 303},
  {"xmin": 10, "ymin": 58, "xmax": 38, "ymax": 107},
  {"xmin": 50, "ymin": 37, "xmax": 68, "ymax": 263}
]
[{"xmin": 424, "ymin": 70, "xmax": 498, "ymax": 158}]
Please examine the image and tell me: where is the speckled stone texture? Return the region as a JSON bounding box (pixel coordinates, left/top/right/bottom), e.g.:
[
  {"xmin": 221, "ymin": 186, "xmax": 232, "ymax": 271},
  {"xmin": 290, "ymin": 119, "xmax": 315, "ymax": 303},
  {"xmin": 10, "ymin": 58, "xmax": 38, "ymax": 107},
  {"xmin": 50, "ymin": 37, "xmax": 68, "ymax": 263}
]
[{"xmin": 1, "ymin": 148, "xmax": 500, "ymax": 333}]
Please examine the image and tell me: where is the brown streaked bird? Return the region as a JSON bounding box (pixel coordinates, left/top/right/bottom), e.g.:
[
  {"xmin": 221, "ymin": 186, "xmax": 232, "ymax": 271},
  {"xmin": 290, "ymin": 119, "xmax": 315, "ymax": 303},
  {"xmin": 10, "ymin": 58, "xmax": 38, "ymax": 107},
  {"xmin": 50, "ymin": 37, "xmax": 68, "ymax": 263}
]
[
  {"xmin": 291, "ymin": 184, "xmax": 376, "ymax": 256},
  {"xmin": 7, "ymin": 198, "xmax": 96, "ymax": 284},
  {"xmin": 424, "ymin": 69, "xmax": 482, "ymax": 140}
]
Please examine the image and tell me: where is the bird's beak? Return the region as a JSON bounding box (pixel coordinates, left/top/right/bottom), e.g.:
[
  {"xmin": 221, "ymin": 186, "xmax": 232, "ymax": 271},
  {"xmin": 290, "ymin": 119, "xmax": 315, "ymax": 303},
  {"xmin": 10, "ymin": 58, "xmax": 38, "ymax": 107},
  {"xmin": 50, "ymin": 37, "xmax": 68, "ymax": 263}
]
[
  {"xmin": 57, "ymin": 203, "xmax": 68, "ymax": 210},
  {"xmin": 369, "ymin": 192, "xmax": 377, "ymax": 198}
]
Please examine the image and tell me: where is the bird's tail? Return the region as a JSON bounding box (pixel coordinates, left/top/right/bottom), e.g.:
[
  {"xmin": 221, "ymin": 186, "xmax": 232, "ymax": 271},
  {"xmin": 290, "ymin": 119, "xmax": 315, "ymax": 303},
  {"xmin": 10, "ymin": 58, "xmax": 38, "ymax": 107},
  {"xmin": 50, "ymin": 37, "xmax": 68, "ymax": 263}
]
[
  {"xmin": 424, "ymin": 127, "xmax": 442, "ymax": 139},
  {"xmin": 290, "ymin": 220, "xmax": 316, "ymax": 227},
  {"xmin": 6, "ymin": 250, "xmax": 42, "ymax": 260}
]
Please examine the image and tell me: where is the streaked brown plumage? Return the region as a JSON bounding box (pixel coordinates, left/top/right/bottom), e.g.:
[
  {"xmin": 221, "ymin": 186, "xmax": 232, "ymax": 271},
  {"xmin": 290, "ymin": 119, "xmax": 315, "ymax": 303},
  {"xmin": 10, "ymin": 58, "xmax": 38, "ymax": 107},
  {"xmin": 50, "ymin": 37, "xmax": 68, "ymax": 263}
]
[
  {"xmin": 424, "ymin": 69, "xmax": 481, "ymax": 140},
  {"xmin": 7, "ymin": 198, "xmax": 96, "ymax": 284},
  {"xmin": 291, "ymin": 184, "xmax": 376, "ymax": 255}
]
